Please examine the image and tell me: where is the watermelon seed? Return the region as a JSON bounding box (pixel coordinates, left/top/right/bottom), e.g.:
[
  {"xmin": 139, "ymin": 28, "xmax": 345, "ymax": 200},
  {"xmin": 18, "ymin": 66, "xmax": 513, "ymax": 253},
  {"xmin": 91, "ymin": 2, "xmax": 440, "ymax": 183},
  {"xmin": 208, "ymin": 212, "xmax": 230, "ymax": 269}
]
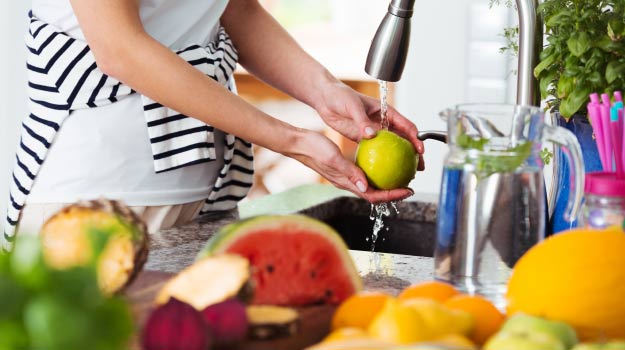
[
  {"xmin": 325, "ymin": 289, "xmax": 333, "ymax": 298},
  {"xmin": 310, "ymin": 271, "xmax": 317, "ymax": 279},
  {"xmin": 266, "ymin": 265, "xmax": 274, "ymax": 273}
]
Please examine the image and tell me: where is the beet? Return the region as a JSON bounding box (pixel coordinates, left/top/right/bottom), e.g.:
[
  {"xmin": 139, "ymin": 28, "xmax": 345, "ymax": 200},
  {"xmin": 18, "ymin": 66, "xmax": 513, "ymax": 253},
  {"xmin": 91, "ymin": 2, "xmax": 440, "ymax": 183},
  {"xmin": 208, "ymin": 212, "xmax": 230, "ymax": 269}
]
[
  {"xmin": 142, "ymin": 298, "xmax": 211, "ymax": 350},
  {"xmin": 201, "ymin": 299, "xmax": 248, "ymax": 346}
]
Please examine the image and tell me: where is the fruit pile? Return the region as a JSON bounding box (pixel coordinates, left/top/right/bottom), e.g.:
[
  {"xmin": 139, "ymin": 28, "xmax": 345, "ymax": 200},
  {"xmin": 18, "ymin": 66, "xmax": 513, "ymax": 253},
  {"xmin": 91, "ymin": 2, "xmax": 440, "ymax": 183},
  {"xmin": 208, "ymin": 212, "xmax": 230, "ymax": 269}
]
[
  {"xmin": 141, "ymin": 214, "xmax": 363, "ymax": 350},
  {"xmin": 311, "ymin": 281, "xmax": 503, "ymax": 350},
  {"xmin": 309, "ymin": 225, "xmax": 625, "ymax": 350}
]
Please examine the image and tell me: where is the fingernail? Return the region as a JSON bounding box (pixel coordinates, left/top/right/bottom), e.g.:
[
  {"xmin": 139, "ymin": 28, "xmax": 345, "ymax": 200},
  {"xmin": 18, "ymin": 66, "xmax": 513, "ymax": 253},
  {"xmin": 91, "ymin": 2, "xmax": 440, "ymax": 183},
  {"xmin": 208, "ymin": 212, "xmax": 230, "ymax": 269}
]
[
  {"xmin": 365, "ymin": 127, "xmax": 376, "ymax": 137},
  {"xmin": 356, "ymin": 181, "xmax": 367, "ymax": 193}
]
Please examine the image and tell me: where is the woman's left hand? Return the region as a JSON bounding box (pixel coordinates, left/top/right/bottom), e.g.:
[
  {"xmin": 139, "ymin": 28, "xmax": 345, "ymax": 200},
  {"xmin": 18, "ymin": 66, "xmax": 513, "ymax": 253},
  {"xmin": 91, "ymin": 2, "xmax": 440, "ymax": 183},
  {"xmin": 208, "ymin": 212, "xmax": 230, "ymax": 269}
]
[{"xmin": 314, "ymin": 81, "xmax": 425, "ymax": 171}]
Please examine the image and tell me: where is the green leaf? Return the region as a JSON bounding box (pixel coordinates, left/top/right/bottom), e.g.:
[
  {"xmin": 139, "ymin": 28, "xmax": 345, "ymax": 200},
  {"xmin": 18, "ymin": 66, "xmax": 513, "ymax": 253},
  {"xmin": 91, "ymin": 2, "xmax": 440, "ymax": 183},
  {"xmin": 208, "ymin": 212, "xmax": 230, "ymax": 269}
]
[
  {"xmin": 606, "ymin": 61, "xmax": 625, "ymax": 84},
  {"xmin": 595, "ymin": 35, "xmax": 622, "ymax": 52},
  {"xmin": 534, "ymin": 53, "xmax": 557, "ymax": 78},
  {"xmin": 557, "ymin": 75, "xmax": 575, "ymax": 98},
  {"xmin": 559, "ymin": 87, "xmax": 592, "ymax": 118},
  {"xmin": 540, "ymin": 148, "xmax": 554, "ymax": 165},
  {"xmin": 567, "ymin": 32, "xmax": 591, "ymax": 57},
  {"xmin": 546, "ymin": 10, "xmax": 572, "ymax": 28},
  {"xmin": 540, "ymin": 70, "xmax": 558, "ymax": 99}
]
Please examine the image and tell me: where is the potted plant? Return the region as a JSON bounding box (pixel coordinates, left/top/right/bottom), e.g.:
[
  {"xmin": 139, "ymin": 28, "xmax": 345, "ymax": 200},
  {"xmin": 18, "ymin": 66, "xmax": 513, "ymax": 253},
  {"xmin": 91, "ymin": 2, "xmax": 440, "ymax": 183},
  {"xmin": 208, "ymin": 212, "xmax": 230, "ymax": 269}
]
[
  {"xmin": 492, "ymin": 0, "xmax": 625, "ymax": 231},
  {"xmin": 493, "ymin": 0, "xmax": 625, "ymax": 116},
  {"xmin": 535, "ymin": 0, "xmax": 625, "ymax": 118}
]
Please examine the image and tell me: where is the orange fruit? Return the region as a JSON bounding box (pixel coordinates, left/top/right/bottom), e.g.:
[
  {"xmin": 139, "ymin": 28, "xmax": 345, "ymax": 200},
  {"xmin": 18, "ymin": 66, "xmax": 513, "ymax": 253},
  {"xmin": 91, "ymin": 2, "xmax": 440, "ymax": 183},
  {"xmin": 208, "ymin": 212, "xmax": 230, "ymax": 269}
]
[
  {"xmin": 506, "ymin": 227, "xmax": 625, "ymax": 341},
  {"xmin": 444, "ymin": 294, "xmax": 505, "ymax": 345},
  {"xmin": 398, "ymin": 280, "xmax": 460, "ymax": 303},
  {"xmin": 331, "ymin": 292, "xmax": 392, "ymax": 330}
]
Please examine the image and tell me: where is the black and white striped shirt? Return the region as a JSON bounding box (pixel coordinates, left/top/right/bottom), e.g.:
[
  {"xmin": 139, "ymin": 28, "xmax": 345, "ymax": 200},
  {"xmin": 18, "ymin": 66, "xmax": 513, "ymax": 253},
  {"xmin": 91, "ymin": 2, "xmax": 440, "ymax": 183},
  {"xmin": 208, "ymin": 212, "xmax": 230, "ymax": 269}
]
[{"xmin": 3, "ymin": 13, "xmax": 254, "ymax": 251}]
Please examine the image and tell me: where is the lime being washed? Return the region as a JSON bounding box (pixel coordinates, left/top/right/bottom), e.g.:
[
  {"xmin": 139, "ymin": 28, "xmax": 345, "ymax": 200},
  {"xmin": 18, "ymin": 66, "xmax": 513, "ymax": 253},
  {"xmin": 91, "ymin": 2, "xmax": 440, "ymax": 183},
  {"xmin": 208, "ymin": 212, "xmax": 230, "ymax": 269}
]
[{"xmin": 355, "ymin": 130, "xmax": 418, "ymax": 190}]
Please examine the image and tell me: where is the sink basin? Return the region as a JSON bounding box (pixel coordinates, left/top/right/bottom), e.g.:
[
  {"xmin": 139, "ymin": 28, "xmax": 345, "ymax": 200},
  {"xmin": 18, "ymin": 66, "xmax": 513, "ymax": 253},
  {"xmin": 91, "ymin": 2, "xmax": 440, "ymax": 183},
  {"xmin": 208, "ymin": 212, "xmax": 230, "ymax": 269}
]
[{"xmin": 299, "ymin": 197, "xmax": 438, "ymax": 257}]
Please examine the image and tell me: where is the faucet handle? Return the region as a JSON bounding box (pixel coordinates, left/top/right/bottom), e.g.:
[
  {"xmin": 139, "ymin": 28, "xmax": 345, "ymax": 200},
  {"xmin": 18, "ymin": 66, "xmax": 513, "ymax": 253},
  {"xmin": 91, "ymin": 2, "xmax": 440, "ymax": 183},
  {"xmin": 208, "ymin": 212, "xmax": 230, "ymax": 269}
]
[{"xmin": 417, "ymin": 130, "xmax": 447, "ymax": 143}]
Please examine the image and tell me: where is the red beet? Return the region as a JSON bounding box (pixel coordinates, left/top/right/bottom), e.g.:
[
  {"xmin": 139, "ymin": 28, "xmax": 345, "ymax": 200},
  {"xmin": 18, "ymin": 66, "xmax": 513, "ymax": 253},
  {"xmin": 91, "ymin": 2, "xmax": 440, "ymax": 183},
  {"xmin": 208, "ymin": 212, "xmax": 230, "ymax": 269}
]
[
  {"xmin": 201, "ymin": 299, "xmax": 248, "ymax": 346},
  {"xmin": 142, "ymin": 298, "xmax": 211, "ymax": 350}
]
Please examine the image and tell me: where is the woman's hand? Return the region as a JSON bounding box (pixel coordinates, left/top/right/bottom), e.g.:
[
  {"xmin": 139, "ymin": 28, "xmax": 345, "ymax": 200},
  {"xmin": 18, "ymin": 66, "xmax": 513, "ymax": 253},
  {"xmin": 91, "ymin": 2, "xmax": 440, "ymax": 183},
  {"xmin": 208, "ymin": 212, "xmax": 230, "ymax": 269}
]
[
  {"xmin": 314, "ymin": 81, "xmax": 425, "ymax": 171},
  {"xmin": 287, "ymin": 130, "xmax": 415, "ymax": 203}
]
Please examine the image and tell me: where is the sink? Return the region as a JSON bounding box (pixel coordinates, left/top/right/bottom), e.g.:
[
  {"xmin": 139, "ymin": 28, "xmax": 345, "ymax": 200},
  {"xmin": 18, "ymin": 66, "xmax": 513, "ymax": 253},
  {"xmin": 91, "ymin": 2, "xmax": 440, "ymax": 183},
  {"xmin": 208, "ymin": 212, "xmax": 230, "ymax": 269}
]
[{"xmin": 298, "ymin": 196, "xmax": 438, "ymax": 257}]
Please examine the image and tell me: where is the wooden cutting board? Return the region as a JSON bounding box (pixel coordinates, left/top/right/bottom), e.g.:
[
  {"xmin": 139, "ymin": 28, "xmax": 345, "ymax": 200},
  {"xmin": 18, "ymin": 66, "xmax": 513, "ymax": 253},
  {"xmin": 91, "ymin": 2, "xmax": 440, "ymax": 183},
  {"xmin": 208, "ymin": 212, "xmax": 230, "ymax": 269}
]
[{"xmin": 124, "ymin": 270, "xmax": 336, "ymax": 350}]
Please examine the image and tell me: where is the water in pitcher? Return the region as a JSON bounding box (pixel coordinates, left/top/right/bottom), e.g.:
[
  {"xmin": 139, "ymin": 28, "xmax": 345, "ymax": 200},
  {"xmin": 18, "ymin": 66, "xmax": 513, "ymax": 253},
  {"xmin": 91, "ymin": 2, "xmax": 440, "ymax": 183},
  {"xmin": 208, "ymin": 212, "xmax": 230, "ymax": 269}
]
[{"xmin": 435, "ymin": 163, "xmax": 546, "ymax": 310}]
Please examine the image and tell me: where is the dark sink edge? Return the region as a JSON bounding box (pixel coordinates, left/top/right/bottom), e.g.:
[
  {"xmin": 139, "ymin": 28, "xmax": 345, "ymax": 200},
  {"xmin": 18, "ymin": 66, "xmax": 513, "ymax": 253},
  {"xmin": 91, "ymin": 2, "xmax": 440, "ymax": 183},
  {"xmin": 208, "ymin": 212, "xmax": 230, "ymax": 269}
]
[{"xmin": 298, "ymin": 196, "xmax": 438, "ymax": 224}]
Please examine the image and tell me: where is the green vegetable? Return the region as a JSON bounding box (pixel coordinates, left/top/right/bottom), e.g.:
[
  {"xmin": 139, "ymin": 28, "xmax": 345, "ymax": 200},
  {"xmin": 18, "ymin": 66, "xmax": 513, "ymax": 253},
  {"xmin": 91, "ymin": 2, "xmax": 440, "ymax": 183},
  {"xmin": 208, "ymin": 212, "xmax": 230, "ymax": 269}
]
[
  {"xmin": 492, "ymin": 0, "xmax": 625, "ymax": 119},
  {"xmin": 0, "ymin": 233, "xmax": 135, "ymax": 350},
  {"xmin": 457, "ymin": 135, "xmax": 533, "ymax": 178}
]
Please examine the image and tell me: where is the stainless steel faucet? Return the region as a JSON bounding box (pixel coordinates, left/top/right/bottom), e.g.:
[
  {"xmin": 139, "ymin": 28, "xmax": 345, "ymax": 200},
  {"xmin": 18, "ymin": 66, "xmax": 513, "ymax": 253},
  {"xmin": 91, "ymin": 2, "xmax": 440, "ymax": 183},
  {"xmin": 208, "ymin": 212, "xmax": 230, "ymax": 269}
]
[{"xmin": 366, "ymin": 0, "xmax": 543, "ymax": 106}]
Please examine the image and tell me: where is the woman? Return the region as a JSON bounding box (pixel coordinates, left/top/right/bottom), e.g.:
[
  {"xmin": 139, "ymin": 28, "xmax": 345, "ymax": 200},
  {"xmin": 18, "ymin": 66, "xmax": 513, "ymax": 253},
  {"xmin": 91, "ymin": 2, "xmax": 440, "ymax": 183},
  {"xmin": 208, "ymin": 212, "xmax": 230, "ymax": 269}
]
[{"xmin": 4, "ymin": 0, "xmax": 424, "ymax": 250}]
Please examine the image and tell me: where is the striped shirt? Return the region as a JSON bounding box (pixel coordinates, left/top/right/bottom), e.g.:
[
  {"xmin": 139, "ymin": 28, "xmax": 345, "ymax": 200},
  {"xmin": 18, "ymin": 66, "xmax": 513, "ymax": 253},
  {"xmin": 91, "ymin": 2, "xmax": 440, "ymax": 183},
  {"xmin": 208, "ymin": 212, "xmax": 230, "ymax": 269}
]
[{"xmin": 2, "ymin": 13, "xmax": 254, "ymax": 251}]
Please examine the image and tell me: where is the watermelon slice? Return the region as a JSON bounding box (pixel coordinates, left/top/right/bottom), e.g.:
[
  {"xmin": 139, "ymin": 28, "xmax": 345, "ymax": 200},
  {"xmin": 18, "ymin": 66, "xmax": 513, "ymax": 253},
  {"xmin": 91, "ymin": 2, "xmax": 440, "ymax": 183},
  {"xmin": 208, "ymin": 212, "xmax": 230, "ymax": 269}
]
[{"xmin": 199, "ymin": 215, "xmax": 362, "ymax": 306}]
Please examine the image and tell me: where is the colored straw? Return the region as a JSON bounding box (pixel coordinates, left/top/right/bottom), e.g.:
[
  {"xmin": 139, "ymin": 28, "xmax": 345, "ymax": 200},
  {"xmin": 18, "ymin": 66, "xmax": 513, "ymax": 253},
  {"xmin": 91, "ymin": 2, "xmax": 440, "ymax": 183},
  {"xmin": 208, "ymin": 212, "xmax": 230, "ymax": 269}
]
[
  {"xmin": 615, "ymin": 91, "xmax": 623, "ymax": 103},
  {"xmin": 601, "ymin": 94, "xmax": 614, "ymax": 171},
  {"xmin": 588, "ymin": 100, "xmax": 609, "ymax": 170},
  {"xmin": 611, "ymin": 105, "xmax": 624, "ymax": 177}
]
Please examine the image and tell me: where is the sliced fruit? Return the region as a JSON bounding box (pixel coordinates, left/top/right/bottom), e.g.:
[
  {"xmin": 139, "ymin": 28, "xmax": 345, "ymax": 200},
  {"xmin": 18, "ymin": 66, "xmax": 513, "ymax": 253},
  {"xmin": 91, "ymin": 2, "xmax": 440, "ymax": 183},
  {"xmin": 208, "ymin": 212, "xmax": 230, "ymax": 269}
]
[
  {"xmin": 401, "ymin": 297, "xmax": 474, "ymax": 337},
  {"xmin": 142, "ymin": 298, "xmax": 211, "ymax": 350},
  {"xmin": 40, "ymin": 199, "xmax": 148, "ymax": 294},
  {"xmin": 367, "ymin": 298, "xmax": 431, "ymax": 344},
  {"xmin": 155, "ymin": 254, "xmax": 252, "ymax": 310},
  {"xmin": 444, "ymin": 294, "xmax": 505, "ymax": 346},
  {"xmin": 322, "ymin": 327, "xmax": 369, "ymax": 343},
  {"xmin": 398, "ymin": 280, "xmax": 460, "ymax": 303},
  {"xmin": 199, "ymin": 215, "xmax": 362, "ymax": 305},
  {"xmin": 430, "ymin": 333, "xmax": 477, "ymax": 349},
  {"xmin": 331, "ymin": 292, "xmax": 392, "ymax": 330},
  {"xmin": 246, "ymin": 305, "xmax": 300, "ymax": 340},
  {"xmin": 201, "ymin": 299, "xmax": 248, "ymax": 347},
  {"xmin": 306, "ymin": 338, "xmax": 396, "ymax": 350}
]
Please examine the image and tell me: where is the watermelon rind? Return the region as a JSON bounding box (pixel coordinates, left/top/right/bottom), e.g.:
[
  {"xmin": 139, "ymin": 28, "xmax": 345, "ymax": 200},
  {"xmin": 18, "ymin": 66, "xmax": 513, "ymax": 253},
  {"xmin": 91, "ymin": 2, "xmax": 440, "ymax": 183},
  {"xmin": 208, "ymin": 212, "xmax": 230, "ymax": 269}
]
[{"xmin": 198, "ymin": 215, "xmax": 362, "ymax": 294}]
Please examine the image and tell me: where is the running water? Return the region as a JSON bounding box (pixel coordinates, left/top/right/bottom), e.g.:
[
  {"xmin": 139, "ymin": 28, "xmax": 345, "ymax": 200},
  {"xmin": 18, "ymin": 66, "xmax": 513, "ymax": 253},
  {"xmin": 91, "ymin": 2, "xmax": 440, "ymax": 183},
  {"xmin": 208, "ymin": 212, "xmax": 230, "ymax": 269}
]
[
  {"xmin": 378, "ymin": 80, "xmax": 389, "ymax": 130},
  {"xmin": 368, "ymin": 202, "xmax": 400, "ymax": 252}
]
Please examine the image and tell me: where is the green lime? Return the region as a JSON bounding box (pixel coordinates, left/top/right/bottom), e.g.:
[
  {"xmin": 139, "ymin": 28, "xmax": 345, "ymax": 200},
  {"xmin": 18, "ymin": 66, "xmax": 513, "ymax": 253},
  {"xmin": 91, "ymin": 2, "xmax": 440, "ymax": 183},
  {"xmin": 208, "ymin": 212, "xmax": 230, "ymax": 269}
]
[{"xmin": 355, "ymin": 130, "xmax": 418, "ymax": 190}]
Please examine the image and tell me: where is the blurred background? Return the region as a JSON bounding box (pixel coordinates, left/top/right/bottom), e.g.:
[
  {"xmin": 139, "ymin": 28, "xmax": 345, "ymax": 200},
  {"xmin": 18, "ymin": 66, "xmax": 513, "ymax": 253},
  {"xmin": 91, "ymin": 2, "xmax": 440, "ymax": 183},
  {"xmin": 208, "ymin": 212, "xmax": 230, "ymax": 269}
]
[{"xmin": 0, "ymin": 0, "xmax": 517, "ymax": 218}]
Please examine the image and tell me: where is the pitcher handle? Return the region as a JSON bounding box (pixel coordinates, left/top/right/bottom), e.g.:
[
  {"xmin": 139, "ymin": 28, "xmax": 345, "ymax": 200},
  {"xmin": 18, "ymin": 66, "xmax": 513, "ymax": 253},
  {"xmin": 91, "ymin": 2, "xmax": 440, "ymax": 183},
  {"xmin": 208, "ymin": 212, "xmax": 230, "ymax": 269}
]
[{"xmin": 543, "ymin": 126, "xmax": 585, "ymax": 223}]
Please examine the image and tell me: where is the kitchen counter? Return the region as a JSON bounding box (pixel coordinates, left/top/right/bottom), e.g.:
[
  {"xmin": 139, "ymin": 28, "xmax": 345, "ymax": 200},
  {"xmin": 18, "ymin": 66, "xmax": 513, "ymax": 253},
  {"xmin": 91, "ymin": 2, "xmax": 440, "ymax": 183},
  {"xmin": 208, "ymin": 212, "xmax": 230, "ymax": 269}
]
[
  {"xmin": 144, "ymin": 195, "xmax": 438, "ymax": 291},
  {"xmin": 130, "ymin": 195, "xmax": 437, "ymax": 350}
]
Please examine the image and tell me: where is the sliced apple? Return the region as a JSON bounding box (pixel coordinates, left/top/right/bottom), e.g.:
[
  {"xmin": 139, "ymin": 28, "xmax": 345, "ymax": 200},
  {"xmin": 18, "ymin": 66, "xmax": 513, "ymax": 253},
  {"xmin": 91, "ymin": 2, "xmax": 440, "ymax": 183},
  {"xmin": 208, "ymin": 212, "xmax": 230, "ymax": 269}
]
[{"xmin": 155, "ymin": 254, "xmax": 252, "ymax": 310}]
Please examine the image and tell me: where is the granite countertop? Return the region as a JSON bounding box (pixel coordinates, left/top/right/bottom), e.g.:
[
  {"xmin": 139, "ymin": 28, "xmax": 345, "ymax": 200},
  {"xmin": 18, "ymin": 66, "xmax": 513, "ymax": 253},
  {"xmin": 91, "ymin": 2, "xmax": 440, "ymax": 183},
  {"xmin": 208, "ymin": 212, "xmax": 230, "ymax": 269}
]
[{"xmin": 144, "ymin": 192, "xmax": 438, "ymax": 295}]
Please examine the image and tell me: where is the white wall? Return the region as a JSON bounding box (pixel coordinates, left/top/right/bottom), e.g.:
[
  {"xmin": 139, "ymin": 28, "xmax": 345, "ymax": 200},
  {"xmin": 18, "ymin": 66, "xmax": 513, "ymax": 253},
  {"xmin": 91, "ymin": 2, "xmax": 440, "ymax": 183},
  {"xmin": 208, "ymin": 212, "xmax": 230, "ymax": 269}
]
[
  {"xmin": 396, "ymin": 0, "xmax": 516, "ymax": 195},
  {"xmin": 1, "ymin": 0, "xmax": 31, "ymax": 226},
  {"xmin": 0, "ymin": 0, "xmax": 516, "ymax": 215}
]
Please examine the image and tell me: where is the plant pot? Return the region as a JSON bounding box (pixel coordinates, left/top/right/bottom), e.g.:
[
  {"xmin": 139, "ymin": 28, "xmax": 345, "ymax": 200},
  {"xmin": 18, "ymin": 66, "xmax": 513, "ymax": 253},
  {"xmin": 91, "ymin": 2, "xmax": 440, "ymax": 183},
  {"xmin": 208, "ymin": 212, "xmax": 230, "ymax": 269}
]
[{"xmin": 548, "ymin": 112, "xmax": 603, "ymax": 234}]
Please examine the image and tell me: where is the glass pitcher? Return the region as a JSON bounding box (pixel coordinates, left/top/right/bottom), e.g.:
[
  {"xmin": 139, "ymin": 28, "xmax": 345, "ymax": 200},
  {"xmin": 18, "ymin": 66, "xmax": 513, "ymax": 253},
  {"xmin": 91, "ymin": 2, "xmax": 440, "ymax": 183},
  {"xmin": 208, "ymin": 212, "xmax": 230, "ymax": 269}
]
[{"xmin": 434, "ymin": 104, "xmax": 584, "ymax": 310}]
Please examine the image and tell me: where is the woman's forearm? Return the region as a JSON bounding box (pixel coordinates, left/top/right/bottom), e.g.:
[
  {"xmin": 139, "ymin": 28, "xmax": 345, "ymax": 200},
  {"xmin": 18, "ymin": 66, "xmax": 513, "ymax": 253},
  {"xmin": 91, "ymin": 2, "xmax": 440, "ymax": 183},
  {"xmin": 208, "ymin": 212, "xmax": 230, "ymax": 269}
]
[
  {"xmin": 220, "ymin": 0, "xmax": 341, "ymax": 112},
  {"xmin": 69, "ymin": 0, "xmax": 308, "ymax": 157}
]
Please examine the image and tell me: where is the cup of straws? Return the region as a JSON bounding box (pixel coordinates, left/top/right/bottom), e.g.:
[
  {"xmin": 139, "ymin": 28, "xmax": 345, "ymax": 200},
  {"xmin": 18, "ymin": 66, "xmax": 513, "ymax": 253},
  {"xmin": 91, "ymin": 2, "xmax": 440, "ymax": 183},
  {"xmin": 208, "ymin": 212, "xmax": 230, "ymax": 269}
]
[{"xmin": 582, "ymin": 92, "xmax": 625, "ymax": 228}]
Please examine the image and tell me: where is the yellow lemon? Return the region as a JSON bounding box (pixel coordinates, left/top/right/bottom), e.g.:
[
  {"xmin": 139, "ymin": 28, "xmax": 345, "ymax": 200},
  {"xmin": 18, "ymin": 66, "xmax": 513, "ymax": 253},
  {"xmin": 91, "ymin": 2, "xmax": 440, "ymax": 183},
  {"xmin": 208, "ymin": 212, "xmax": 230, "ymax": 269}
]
[
  {"xmin": 401, "ymin": 297, "xmax": 474, "ymax": 338},
  {"xmin": 431, "ymin": 334, "xmax": 477, "ymax": 349},
  {"xmin": 331, "ymin": 292, "xmax": 392, "ymax": 330},
  {"xmin": 355, "ymin": 130, "xmax": 417, "ymax": 190},
  {"xmin": 322, "ymin": 327, "xmax": 369, "ymax": 343},
  {"xmin": 367, "ymin": 298, "xmax": 431, "ymax": 344}
]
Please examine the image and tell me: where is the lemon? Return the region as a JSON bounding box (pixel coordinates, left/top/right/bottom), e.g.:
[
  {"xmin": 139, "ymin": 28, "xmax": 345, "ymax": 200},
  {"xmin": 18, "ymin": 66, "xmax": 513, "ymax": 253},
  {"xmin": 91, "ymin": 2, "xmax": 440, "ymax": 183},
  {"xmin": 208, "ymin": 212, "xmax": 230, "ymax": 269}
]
[
  {"xmin": 401, "ymin": 297, "xmax": 474, "ymax": 337},
  {"xmin": 368, "ymin": 298, "xmax": 431, "ymax": 344},
  {"xmin": 355, "ymin": 130, "xmax": 417, "ymax": 190}
]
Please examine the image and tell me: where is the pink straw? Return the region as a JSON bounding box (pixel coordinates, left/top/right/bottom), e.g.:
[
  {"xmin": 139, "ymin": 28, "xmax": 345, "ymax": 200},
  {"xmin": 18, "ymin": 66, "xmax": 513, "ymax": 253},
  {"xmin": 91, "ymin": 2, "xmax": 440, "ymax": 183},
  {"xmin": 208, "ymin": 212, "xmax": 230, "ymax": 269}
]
[
  {"xmin": 588, "ymin": 101, "xmax": 609, "ymax": 170},
  {"xmin": 601, "ymin": 94, "xmax": 614, "ymax": 171}
]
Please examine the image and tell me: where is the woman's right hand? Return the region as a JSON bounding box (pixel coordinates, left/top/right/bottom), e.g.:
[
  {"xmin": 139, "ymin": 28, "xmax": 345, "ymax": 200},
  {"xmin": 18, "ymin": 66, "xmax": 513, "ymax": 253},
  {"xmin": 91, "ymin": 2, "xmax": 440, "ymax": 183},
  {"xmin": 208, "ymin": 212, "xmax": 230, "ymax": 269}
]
[{"xmin": 287, "ymin": 129, "xmax": 414, "ymax": 203}]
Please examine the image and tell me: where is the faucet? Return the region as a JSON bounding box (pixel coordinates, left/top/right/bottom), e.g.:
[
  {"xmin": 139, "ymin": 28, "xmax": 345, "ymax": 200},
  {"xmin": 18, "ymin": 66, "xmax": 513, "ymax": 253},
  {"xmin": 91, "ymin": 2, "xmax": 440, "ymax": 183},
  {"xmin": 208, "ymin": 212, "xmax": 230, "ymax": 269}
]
[{"xmin": 365, "ymin": 0, "xmax": 543, "ymax": 107}]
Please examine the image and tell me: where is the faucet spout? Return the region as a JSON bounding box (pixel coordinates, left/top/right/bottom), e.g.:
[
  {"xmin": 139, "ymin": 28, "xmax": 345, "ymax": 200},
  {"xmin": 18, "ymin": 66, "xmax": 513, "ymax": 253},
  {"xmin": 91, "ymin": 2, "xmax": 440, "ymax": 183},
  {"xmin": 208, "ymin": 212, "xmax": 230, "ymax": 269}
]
[
  {"xmin": 364, "ymin": 0, "xmax": 415, "ymax": 82},
  {"xmin": 516, "ymin": 0, "xmax": 543, "ymax": 106},
  {"xmin": 366, "ymin": 0, "xmax": 543, "ymax": 106}
]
